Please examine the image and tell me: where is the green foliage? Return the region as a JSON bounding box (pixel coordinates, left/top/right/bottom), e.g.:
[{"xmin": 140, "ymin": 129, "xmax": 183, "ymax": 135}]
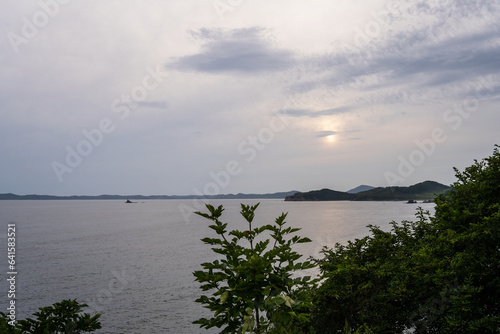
[
  {"xmin": 286, "ymin": 181, "xmax": 450, "ymax": 201},
  {"xmin": 0, "ymin": 299, "xmax": 101, "ymax": 333},
  {"xmin": 193, "ymin": 203, "xmax": 317, "ymax": 333},
  {"xmin": 312, "ymin": 145, "xmax": 500, "ymax": 333},
  {"xmin": 312, "ymin": 212, "xmax": 435, "ymax": 333}
]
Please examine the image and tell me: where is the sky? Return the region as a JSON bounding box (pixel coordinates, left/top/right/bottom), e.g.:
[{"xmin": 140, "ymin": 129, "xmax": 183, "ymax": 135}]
[{"xmin": 1, "ymin": 0, "xmax": 499, "ymax": 196}]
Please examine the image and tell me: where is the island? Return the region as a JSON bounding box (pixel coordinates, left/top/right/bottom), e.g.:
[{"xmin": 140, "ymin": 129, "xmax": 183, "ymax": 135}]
[{"xmin": 284, "ymin": 181, "xmax": 450, "ymax": 202}]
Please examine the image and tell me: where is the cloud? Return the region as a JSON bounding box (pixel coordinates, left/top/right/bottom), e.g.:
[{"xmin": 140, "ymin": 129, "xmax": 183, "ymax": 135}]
[
  {"xmin": 277, "ymin": 107, "xmax": 352, "ymax": 118},
  {"xmin": 381, "ymin": 31, "xmax": 500, "ymax": 86},
  {"xmin": 316, "ymin": 131, "xmax": 337, "ymax": 138},
  {"xmin": 136, "ymin": 100, "xmax": 169, "ymax": 109},
  {"xmin": 2, "ymin": 0, "xmax": 500, "ymax": 196},
  {"xmin": 168, "ymin": 27, "xmax": 295, "ymax": 74},
  {"xmin": 290, "ymin": 0, "xmax": 500, "ymax": 99}
]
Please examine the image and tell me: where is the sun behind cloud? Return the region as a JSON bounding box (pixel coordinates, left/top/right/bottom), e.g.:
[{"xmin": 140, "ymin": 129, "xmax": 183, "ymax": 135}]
[{"xmin": 316, "ymin": 130, "xmax": 337, "ymax": 144}]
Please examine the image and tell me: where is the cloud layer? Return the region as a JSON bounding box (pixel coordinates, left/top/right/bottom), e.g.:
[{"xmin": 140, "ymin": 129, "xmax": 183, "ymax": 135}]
[{"xmin": 1, "ymin": 0, "xmax": 499, "ymax": 196}]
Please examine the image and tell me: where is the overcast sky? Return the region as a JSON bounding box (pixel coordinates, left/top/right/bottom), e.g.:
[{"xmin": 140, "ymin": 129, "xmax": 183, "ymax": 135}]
[{"xmin": 1, "ymin": 0, "xmax": 499, "ymax": 196}]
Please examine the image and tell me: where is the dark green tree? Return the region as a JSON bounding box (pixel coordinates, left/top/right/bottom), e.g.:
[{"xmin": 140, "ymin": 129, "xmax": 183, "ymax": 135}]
[
  {"xmin": 0, "ymin": 299, "xmax": 101, "ymax": 334},
  {"xmin": 427, "ymin": 144, "xmax": 500, "ymax": 331},
  {"xmin": 312, "ymin": 145, "xmax": 500, "ymax": 333},
  {"xmin": 193, "ymin": 203, "xmax": 317, "ymax": 333}
]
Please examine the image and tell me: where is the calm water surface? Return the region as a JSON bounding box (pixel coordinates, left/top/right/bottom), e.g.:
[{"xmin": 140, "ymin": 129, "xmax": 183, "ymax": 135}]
[{"xmin": 0, "ymin": 199, "xmax": 435, "ymax": 333}]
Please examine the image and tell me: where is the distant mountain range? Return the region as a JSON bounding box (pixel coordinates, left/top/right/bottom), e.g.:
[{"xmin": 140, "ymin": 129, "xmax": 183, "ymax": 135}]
[
  {"xmin": 0, "ymin": 191, "xmax": 300, "ymax": 201},
  {"xmin": 285, "ymin": 181, "xmax": 451, "ymax": 202},
  {"xmin": 0, "ymin": 181, "xmax": 451, "ymax": 202}
]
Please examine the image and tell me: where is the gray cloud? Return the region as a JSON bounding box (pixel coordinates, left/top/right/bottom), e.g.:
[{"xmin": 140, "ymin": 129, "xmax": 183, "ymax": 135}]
[
  {"xmin": 277, "ymin": 106, "xmax": 352, "ymax": 118},
  {"xmin": 316, "ymin": 131, "xmax": 337, "ymax": 138},
  {"xmin": 382, "ymin": 31, "xmax": 500, "ymax": 86},
  {"xmin": 168, "ymin": 27, "xmax": 295, "ymax": 73},
  {"xmin": 137, "ymin": 100, "xmax": 169, "ymax": 109},
  {"xmin": 292, "ymin": 1, "xmax": 500, "ymax": 98}
]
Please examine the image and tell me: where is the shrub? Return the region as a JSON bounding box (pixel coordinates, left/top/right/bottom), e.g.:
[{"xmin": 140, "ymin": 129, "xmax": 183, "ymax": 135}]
[
  {"xmin": 0, "ymin": 299, "xmax": 101, "ymax": 334},
  {"xmin": 312, "ymin": 145, "xmax": 500, "ymax": 333},
  {"xmin": 193, "ymin": 203, "xmax": 317, "ymax": 333}
]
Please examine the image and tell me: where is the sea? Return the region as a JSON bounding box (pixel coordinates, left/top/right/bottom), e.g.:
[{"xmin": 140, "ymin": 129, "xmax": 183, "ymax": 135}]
[{"xmin": 0, "ymin": 199, "xmax": 435, "ymax": 333}]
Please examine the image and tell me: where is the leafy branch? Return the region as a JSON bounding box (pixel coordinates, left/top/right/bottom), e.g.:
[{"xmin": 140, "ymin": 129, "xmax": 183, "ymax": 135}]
[{"xmin": 193, "ymin": 203, "xmax": 317, "ymax": 333}]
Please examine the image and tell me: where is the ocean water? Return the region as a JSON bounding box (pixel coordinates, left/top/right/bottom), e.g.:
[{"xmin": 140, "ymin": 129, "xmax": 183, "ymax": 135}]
[{"xmin": 0, "ymin": 199, "xmax": 435, "ymax": 333}]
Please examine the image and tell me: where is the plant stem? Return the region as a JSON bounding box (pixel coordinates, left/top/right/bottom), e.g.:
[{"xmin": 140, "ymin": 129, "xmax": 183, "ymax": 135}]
[{"xmin": 255, "ymin": 307, "xmax": 260, "ymax": 331}]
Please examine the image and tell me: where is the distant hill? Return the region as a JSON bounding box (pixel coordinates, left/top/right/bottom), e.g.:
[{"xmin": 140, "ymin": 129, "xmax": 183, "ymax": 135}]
[
  {"xmin": 284, "ymin": 189, "xmax": 354, "ymax": 201},
  {"xmin": 0, "ymin": 191, "xmax": 300, "ymax": 201},
  {"xmin": 347, "ymin": 185, "xmax": 375, "ymax": 194},
  {"xmin": 285, "ymin": 181, "xmax": 451, "ymax": 202},
  {"xmin": 0, "ymin": 182, "xmax": 451, "ymax": 202},
  {"xmin": 353, "ymin": 181, "xmax": 450, "ymax": 201}
]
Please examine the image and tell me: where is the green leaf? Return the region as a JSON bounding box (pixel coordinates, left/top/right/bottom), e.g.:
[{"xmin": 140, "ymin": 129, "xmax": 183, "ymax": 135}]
[
  {"xmin": 284, "ymin": 295, "xmax": 294, "ymax": 308},
  {"xmin": 275, "ymin": 295, "xmax": 286, "ymax": 305},
  {"xmin": 220, "ymin": 291, "xmax": 229, "ymax": 303}
]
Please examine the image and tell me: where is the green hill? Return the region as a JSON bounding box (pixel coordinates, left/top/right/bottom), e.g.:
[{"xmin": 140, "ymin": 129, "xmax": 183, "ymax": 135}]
[
  {"xmin": 353, "ymin": 181, "xmax": 450, "ymax": 201},
  {"xmin": 285, "ymin": 181, "xmax": 451, "ymax": 202},
  {"xmin": 284, "ymin": 188, "xmax": 354, "ymax": 201}
]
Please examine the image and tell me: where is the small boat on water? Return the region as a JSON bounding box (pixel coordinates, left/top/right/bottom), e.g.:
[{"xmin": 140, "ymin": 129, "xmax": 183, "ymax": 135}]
[{"xmin": 406, "ymin": 199, "xmax": 417, "ymax": 204}]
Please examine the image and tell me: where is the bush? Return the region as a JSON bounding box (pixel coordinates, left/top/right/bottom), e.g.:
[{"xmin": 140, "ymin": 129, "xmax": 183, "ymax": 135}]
[
  {"xmin": 0, "ymin": 299, "xmax": 101, "ymax": 334},
  {"xmin": 193, "ymin": 203, "xmax": 317, "ymax": 333},
  {"xmin": 312, "ymin": 145, "xmax": 500, "ymax": 333}
]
